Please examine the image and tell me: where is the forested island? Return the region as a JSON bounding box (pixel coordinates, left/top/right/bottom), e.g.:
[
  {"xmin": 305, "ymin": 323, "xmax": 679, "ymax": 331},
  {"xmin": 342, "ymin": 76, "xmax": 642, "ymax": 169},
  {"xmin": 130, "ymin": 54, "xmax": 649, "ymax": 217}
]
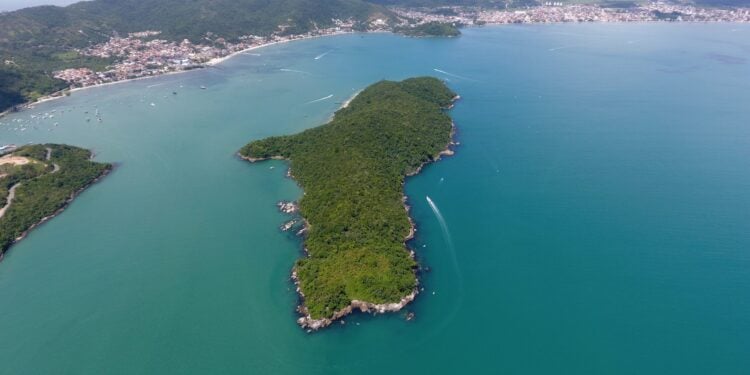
[
  {"xmin": 0, "ymin": 144, "xmax": 111, "ymax": 256},
  {"xmin": 239, "ymin": 77, "xmax": 458, "ymax": 330},
  {"xmin": 395, "ymin": 21, "xmax": 461, "ymax": 37}
]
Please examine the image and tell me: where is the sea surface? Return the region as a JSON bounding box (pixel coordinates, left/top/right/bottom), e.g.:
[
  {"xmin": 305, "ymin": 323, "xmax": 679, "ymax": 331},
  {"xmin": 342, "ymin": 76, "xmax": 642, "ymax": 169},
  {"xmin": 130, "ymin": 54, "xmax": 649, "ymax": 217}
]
[{"xmin": 1, "ymin": 24, "xmax": 749, "ymax": 374}]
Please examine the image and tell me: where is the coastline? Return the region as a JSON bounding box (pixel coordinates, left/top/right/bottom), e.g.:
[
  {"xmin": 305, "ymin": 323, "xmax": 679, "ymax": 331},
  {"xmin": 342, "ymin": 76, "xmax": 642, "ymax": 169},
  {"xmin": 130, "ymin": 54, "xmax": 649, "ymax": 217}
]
[
  {"xmin": 0, "ymin": 162, "xmax": 113, "ymax": 261},
  {"xmin": 7, "ymin": 19, "xmax": 747, "ymax": 116},
  {"xmin": 205, "ymin": 30, "xmax": 358, "ymax": 67},
  {"xmin": 247, "ymin": 93, "xmax": 460, "ymax": 331},
  {"xmin": 11, "ymin": 31, "xmax": 363, "ymax": 115}
]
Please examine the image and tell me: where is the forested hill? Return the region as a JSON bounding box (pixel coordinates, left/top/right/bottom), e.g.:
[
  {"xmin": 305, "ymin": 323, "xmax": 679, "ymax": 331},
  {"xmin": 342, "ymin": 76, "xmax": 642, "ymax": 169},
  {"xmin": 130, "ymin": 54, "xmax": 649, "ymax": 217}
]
[
  {"xmin": 0, "ymin": 0, "xmax": 394, "ymax": 112},
  {"xmin": 240, "ymin": 77, "xmax": 457, "ymax": 326},
  {"xmin": 0, "ymin": 0, "xmax": 391, "ymax": 47}
]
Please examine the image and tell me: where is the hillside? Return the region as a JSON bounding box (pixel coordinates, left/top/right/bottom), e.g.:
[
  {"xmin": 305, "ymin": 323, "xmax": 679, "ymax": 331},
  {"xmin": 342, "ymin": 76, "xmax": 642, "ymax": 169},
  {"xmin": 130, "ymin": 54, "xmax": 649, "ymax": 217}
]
[
  {"xmin": 0, "ymin": 144, "xmax": 112, "ymax": 254},
  {"xmin": 0, "ymin": 0, "xmax": 396, "ymax": 112},
  {"xmin": 239, "ymin": 77, "xmax": 457, "ymax": 328}
]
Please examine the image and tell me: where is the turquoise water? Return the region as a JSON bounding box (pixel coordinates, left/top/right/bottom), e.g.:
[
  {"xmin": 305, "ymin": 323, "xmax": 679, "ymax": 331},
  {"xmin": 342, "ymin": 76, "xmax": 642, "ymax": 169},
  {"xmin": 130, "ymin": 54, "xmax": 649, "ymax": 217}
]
[{"xmin": 1, "ymin": 24, "xmax": 749, "ymax": 374}]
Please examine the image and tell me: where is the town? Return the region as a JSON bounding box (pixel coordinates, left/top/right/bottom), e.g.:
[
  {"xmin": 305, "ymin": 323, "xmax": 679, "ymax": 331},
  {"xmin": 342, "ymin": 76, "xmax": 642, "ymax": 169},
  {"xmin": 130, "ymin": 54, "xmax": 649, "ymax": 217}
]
[
  {"xmin": 54, "ymin": 19, "xmax": 371, "ymax": 88},
  {"xmin": 54, "ymin": 2, "xmax": 750, "ymax": 88},
  {"xmin": 393, "ymin": 2, "xmax": 750, "ymax": 25}
]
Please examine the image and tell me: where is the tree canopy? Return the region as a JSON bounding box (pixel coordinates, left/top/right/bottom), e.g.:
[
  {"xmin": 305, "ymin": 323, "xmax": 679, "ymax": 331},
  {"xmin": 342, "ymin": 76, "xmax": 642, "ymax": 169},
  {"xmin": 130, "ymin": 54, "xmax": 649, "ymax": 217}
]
[{"xmin": 240, "ymin": 77, "xmax": 456, "ymax": 319}]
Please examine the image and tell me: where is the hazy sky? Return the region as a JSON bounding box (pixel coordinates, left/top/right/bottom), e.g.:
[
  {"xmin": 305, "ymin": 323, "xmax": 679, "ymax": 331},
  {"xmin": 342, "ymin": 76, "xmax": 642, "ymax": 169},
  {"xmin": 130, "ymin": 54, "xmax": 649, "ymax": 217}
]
[{"xmin": 0, "ymin": 0, "xmax": 79, "ymax": 12}]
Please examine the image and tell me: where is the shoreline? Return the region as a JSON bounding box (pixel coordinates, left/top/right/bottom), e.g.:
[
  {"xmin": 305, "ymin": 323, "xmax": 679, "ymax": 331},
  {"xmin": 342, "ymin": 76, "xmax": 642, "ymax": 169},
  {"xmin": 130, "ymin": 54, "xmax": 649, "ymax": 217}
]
[
  {"xmin": 0, "ymin": 162, "xmax": 113, "ymax": 261},
  {"xmin": 9, "ymin": 31, "xmax": 363, "ymax": 116},
  {"xmin": 6, "ymin": 20, "xmax": 747, "ymax": 117},
  {"xmin": 205, "ymin": 30, "xmax": 358, "ymax": 67}
]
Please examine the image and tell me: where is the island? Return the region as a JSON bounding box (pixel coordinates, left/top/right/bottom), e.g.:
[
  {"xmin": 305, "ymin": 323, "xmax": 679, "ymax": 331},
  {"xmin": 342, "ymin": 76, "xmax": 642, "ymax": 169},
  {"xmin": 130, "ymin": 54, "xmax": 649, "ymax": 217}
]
[
  {"xmin": 239, "ymin": 77, "xmax": 458, "ymax": 330},
  {"xmin": 395, "ymin": 21, "xmax": 461, "ymax": 37},
  {"xmin": 0, "ymin": 144, "xmax": 112, "ymax": 257}
]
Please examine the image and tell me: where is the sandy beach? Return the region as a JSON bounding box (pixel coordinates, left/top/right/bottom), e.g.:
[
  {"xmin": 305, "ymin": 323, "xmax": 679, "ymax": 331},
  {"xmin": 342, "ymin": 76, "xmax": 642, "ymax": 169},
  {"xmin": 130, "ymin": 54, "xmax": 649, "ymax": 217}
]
[{"xmin": 12, "ymin": 30, "xmax": 363, "ymax": 114}]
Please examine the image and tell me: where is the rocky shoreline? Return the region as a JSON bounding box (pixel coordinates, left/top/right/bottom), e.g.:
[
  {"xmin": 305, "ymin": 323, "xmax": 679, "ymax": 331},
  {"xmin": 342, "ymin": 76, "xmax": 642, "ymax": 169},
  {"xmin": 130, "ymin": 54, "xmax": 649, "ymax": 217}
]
[{"xmin": 290, "ymin": 94, "xmax": 460, "ymax": 331}]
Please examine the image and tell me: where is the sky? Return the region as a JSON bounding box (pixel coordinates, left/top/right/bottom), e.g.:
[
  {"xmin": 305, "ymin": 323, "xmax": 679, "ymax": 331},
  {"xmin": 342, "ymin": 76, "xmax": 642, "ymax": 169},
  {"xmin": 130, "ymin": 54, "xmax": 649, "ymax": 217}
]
[{"xmin": 0, "ymin": 0, "xmax": 78, "ymax": 12}]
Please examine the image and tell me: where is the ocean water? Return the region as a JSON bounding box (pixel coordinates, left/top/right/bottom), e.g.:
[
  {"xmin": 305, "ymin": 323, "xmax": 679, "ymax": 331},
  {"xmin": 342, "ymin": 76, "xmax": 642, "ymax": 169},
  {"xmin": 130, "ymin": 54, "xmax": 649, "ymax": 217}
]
[{"xmin": 1, "ymin": 24, "xmax": 749, "ymax": 374}]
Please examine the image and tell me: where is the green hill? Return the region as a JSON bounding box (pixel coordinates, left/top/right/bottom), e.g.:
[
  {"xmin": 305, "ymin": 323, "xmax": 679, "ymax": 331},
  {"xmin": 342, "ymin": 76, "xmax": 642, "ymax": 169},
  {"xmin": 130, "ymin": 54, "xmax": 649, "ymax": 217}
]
[
  {"xmin": 0, "ymin": 144, "xmax": 112, "ymax": 254},
  {"xmin": 0, "ymin": 0, "xmax": 395, "ymax": 112},
  {"xmin": 240, "ymin": 77, "xmax": 457, "ymax": 325}
]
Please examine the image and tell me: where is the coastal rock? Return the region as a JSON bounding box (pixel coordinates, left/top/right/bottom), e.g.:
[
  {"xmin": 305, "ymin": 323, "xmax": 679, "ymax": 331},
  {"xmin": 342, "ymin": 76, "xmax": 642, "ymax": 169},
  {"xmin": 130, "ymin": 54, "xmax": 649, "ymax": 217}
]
[
  {"xmin": 280, "ymin": 220, "xmax": 297, "ymax": 231},
  {"xmin": 277, "ymin": 201, "xmax": 298, "ymax": 214},
  {"xmin": 296, "ymin": 288, "xmax": 420, "ymax": 331}
]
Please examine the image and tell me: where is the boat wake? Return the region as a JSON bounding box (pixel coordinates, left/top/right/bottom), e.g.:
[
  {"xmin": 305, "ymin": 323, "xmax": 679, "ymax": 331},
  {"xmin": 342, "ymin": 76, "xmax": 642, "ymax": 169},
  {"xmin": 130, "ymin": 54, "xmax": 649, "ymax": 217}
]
[
  {"xmin": 314, "ymin": 50, "xmax": 332, "ymax": 60},
  {"xmin": 279, "ymin": 68, "xmax": 310, "ymax": 74},
  {"xmin": 305, "ymin": 94, "xmax": 333, "ymax": 104},
  {"xmin": 433, "ymin": 68, "xmax": 476, "ymax": 82},
  {"xmin": 548, "ymin": 45, "xmax": 581, "ymax": 52},
  {"xmin": 424, "ymin": 196, "xmax": 464, "ymax": 329}
]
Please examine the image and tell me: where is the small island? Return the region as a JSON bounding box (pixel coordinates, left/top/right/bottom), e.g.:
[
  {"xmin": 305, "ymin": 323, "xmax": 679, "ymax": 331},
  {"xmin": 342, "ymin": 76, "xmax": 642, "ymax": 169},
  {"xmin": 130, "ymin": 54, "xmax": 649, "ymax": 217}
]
[
  {"xmin": 239, "ymin": 77, "xmax": 458, "ymax": 330},
  {"xmin": 0, "ymin": 144, "xmax": 112, "ymax": 257},
  {"xmin": 395, "ymin": 21, "xmax": 461, "ymax": 37}
]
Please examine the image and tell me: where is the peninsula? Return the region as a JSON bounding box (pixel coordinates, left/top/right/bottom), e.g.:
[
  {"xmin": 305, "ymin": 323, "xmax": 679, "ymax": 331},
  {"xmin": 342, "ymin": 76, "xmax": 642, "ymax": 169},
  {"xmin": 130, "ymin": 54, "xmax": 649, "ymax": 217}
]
[
  {"xmin": 395, "ymin": 21, "xmax": 461, "ymax": 37},
  {"xmin": 239, "ymin": 77, "xmax": 458, "ymax": 330},
  {"xmin": 0, "ymin": 144, "xmax": 111, "ymax": 256}
]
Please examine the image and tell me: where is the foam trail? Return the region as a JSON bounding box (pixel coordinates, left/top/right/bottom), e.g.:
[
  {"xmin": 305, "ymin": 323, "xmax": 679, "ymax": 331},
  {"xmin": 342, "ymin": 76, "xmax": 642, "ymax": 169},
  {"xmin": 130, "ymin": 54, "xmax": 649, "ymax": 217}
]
[
  {"xmin": 433, "ymin": 68, "xmax": 476, "ymax": 82},
  {"xmin": 548, "ymin": 45, "xmax": 580, "ymax": 52},
  {"xmin": 426, "ymin": 196, "xmax": 456, "ymax": 259},
  {"xmin": 279, "ymin": 68, "xmax": 310, "ymax": 74},
  {"xmin": 146, "ymin": 83, "xmax": 163, "ymax": 88},
  {"xmin": 314, "ymin": 50, "xmax": 332, "ymax": 60},
  {"xmin": 305, "ymin": 94, "xmax": 333, "ymax": 104},
  {"xmin": 420, "ymin": 195, "xmax": 465, "ymax": 341}
]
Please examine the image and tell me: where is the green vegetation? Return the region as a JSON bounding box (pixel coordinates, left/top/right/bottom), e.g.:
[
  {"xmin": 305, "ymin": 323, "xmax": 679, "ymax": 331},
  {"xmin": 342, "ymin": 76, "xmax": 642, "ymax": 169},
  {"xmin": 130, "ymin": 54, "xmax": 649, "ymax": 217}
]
[
  {"xmin": 0, "ymin": 144, "xmax": 111, "ymax": 254},
  {"xmin": 652, "ymin": 10, "xmax": 684, "ymax": 20},
  {"xmin": 0, "ymin": 0, "xmax": 396, "ymax": 113},
  {"xmin": 240, "ymin": 77, "xmax": 456, "ymax": 319},
  {"xmin": 396, "ymin": 21, "xmax": 461, "ymax": 37}
]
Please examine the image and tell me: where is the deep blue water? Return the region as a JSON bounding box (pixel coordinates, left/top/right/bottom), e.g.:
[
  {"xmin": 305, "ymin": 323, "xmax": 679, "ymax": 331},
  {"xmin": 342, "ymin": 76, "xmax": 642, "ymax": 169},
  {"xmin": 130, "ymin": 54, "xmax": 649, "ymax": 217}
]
[{"xmin": 0, "ymin": 24, "xmax": 749, "ymax": 374}]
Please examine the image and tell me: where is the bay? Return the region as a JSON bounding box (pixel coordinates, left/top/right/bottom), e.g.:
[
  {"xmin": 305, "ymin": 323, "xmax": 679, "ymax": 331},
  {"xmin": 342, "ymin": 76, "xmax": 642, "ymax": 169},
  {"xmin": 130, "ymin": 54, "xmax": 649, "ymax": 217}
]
[{"xmin": 0, "ymin": 24, "xmax": 749, "ymax": 374}]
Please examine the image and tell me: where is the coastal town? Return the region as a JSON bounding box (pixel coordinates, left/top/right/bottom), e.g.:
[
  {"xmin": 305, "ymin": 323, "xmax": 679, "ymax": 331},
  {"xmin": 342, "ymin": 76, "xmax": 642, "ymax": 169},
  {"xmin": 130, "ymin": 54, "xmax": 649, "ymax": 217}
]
[
  {"xmin": 53, "ymin": 19, "xmax": 369, "ymax": 88},
  {"xmin": 392, "ymin": 2, "xmax": 750, "ymax": 26},
  {"xmin": 51, "ymin": 2, "xmax": 750, "ymax": 89}
]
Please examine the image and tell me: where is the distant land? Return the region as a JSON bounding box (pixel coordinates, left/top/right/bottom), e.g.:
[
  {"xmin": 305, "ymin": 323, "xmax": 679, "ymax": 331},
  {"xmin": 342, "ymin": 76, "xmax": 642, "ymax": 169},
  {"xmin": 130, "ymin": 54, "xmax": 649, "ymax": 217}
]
[
  {"xmin": 396, "ymin": 20, "xmax": 462, "ymax": 36},
  {"xmin": 0, "ymin": 0, "xmax": 77, "ymax": 12},
  {"xmin": 1, "ymin": 0, "xmax": 750, "ymax": 114},
  {"xmin": 239, "ymin": 77, "xmax": 458, "ymax": 330},
  {"xmin": 0, "ymin": 144, "xmax": 111, "ymax": 257}
]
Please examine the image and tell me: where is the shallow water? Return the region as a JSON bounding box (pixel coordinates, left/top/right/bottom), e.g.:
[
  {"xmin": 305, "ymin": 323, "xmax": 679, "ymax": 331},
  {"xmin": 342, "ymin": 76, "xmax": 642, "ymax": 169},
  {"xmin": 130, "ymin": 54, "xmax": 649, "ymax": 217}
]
[{"xmin": 1, "ymin": 24, "xmax": 749, "ymax": 374}]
